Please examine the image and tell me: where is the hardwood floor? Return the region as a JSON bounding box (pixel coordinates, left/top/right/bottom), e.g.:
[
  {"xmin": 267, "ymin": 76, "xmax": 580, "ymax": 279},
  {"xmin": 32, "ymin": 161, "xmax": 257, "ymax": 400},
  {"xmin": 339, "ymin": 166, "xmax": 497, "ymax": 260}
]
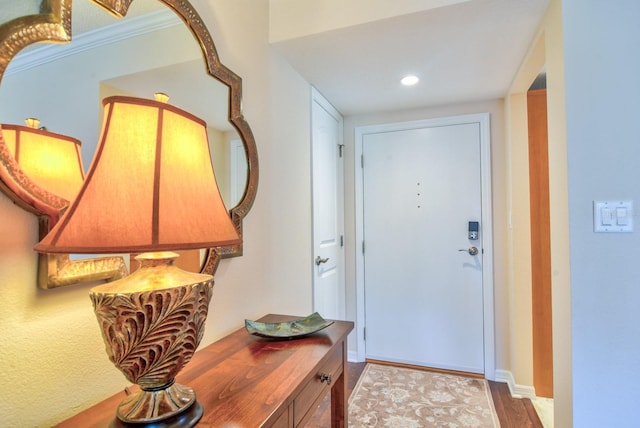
[
  {"xmin": 489, "ymin": 380, "xmax": 544, "ymax": 428},
  {"xmin": 306, "ymin": 362, "xmax": 544, "ymax": 427}
]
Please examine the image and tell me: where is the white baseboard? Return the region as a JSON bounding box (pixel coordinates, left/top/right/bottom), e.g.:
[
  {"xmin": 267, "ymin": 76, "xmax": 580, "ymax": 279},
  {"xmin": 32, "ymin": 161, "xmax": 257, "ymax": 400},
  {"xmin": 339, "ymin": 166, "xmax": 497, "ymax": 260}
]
[{"xmin": 494, "ymin": 369, "xmax": 536, "ymax": 399}]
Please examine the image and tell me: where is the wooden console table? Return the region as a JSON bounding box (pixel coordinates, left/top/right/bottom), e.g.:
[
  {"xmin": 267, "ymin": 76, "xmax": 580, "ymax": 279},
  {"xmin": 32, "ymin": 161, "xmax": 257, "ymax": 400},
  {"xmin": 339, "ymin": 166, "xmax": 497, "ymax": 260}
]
[{"xmin": 57, "ymin": 314, "xmax": 354, "ymax": 427}]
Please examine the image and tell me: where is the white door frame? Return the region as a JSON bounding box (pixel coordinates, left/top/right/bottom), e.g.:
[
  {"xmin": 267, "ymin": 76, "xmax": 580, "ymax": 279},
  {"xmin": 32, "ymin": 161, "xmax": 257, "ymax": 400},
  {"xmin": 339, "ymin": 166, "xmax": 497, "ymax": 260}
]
[
  {"xmin": 311, "ymin": 87, "xmax": 346, "ymax": 320},
  {"xmin": 354, "ymin": 113, "xmax": 495, "ymax": 380}
]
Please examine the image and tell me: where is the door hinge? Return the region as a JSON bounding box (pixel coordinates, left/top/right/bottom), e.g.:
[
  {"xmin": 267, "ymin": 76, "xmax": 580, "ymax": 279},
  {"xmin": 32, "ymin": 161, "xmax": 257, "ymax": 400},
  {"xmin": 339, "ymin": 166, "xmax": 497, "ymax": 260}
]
[
  {"xmin": 338, "ymin": 144, "xmax": 344, "ymax": 158},
  {"xmin": 340, "ymin": 235, "xmax": 344, "ymax": 247},
  {"xmin": 363, "ymin": 327, "xmax": 366, "ymax": 341},
  {"xmin": 361, "ymin": 154, "xmax": 364, "ymax": 168},
  {"xmin": 362, "ymin": 241, "xmax": 365, "ymax": 254}
]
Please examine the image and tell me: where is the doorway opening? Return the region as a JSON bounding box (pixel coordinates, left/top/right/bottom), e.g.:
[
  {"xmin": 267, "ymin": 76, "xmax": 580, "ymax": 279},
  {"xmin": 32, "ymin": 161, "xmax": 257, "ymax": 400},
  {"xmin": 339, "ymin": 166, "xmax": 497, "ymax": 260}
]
[{"xmin": 527, "ymin": 71, "xmax": 554, "ymax": 399}]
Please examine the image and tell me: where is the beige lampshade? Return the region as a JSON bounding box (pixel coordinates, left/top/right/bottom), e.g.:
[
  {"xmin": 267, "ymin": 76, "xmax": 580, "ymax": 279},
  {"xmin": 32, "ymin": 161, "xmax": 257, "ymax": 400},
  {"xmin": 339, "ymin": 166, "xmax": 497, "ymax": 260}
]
[
  {"xmin": 35, "ymin": 95, "xmax": 241, "ymax": 254},
  {"xmin": 1, "ymin": 123, "xmax": 85, "ymax": 202}
]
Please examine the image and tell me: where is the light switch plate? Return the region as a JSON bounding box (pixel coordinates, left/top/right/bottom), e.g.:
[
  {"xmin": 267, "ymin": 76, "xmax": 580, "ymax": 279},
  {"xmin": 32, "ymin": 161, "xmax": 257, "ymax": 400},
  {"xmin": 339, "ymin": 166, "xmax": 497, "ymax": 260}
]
[{"xmin": 593, "ymin": 200, "xmax": 633, "ymax": 233}]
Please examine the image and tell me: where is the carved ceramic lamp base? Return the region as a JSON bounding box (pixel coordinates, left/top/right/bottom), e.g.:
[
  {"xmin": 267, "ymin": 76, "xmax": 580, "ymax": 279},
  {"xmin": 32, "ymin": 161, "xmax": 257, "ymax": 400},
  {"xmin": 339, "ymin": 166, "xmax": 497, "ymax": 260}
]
[
  {"xmin": 116, "ymin": 381, "xmax": 198, "ymax": 423},
  {"xmin": 90, "ymin": 252, "xmax": 213, "ymax": 426}
]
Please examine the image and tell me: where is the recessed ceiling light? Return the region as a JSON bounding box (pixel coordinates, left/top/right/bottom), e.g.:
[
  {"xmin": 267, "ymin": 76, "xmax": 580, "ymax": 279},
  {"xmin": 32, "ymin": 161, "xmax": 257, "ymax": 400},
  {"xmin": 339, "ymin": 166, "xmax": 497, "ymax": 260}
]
[{"xmin": 401, "ymin": 75, "xmax": 419, "ymax": 86}]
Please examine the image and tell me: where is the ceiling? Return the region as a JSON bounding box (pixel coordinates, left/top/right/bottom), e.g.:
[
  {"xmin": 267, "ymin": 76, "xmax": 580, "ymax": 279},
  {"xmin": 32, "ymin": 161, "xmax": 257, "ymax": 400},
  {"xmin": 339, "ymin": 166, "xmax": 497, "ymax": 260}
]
[
  {"xmin": 23, "ymin": 0, "xmax": 550, "ymax": 121},
  {"xmin": 272, "ymin": 0, "xmax": 550, "ymax": 115}
]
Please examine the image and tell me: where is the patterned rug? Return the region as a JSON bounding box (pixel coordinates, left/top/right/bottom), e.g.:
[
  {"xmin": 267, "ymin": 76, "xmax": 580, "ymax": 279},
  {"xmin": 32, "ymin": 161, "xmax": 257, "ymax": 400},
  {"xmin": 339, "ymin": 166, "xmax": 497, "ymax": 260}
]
[{"xmin": 348, "ymin": 363, "xmax": 500, "ymax": 427}]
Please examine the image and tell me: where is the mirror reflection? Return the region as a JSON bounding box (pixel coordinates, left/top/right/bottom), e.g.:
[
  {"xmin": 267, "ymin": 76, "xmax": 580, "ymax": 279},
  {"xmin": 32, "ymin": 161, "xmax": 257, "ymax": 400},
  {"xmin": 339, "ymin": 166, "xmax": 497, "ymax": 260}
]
[
  {"xmin": 102, "ymin": 60, "xmax": 248, "ymax": 209},
  {"xmin": 1, "ymin": 2, "xmax": 45, "ymax": 24},
  {"xmin": 0, "ymin": 1, "xmax": 250, "ymax": 283},
  {"xmin": 0, "ymin": 5, "xmax": 248, "ymax": 210}
]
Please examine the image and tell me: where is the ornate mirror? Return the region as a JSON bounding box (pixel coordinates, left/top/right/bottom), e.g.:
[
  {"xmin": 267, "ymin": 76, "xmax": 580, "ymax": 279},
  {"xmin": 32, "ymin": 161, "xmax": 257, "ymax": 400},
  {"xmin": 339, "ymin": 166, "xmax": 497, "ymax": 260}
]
[{"xmin": 0, "ymin": 0, "xmax": 258, "ymax": 288}]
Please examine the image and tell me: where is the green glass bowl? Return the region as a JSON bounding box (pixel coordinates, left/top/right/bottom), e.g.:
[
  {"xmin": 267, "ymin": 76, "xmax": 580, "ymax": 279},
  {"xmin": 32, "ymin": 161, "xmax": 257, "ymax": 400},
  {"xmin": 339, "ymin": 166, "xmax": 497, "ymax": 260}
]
[{"xmin": 245, "ymin": 313, "xmax": 334, "ymax": 339}]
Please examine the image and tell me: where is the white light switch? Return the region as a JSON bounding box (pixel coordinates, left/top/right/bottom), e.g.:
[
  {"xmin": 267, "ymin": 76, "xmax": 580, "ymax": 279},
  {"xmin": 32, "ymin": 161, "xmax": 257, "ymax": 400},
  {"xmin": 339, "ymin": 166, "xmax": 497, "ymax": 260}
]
[
  {"xmin": 616, "ymin": 207, "xmax": 628, "ymax": 225},
  {"xmin": 594, "ymin": 200, "xmax": 633, "ymax": 233},
  {"xmin": 601, "ymin": 207, "xmax": 613, "ymax": 225}
]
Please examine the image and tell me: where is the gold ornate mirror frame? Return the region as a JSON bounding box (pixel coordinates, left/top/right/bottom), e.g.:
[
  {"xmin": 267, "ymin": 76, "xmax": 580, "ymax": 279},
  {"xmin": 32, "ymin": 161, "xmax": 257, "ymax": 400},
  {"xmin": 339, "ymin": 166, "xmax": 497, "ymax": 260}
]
[{"xmin": 0, "ymin": 0, "xmax": 258, "ymax": 288}]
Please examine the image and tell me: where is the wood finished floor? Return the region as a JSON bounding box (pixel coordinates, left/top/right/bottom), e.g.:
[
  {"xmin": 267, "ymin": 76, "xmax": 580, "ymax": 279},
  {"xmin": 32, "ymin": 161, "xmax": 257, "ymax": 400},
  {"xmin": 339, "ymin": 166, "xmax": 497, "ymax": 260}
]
[{"xmin": 306, "ymin": 362, "xmax": 544, "ymax": 427}]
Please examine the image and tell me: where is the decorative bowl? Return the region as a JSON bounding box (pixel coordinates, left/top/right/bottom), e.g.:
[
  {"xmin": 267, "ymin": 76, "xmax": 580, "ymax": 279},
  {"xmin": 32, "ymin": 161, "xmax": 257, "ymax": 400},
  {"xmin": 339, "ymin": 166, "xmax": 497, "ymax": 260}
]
[{"xmin": 245, "ymin": 313, "xmax": 334, "ymax": 339}]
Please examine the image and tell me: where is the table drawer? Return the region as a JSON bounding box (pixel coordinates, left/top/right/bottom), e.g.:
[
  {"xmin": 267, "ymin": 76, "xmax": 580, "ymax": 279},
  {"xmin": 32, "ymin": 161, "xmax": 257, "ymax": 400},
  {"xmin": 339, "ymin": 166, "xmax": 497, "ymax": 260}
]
[
  {"xmin": 270, "ymin": 404, "xmax": 292, "ymax": 428},
  {"xmin": 293, "ymin": 344, "xmax": 343, "ymax": 426}
]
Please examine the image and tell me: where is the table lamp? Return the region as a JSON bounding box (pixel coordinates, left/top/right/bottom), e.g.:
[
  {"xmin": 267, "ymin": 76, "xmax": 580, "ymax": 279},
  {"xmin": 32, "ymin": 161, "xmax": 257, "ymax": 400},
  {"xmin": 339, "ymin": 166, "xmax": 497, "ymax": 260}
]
[
  {"xmin": 35, "ymin": 94, "xmax": 241, "ymax": 426},
  {"xmin": 2, "ymin": 118, "xmax": 84, "ymax": 204}
]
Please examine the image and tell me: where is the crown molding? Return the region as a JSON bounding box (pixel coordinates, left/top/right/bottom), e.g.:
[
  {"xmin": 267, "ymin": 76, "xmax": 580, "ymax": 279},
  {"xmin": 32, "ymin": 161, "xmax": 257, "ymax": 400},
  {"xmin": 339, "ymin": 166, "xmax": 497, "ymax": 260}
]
[{"xmin": 5, "ymin": 9, "xmax": 180, "ymax": 76}]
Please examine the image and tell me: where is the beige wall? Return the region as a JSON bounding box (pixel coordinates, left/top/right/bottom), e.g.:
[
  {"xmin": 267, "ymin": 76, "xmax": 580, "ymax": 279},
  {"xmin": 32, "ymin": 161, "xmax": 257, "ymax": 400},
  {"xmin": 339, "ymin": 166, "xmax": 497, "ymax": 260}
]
[
  {"xmin": 506, "ymin": 0, "xmax": 571, "ymax": 426},
  {"xmin": 544, "ymin": 4, "xmax": 571, "ymax": 427},
  {"xmin": 0, "ymin": 1, "xmax": 315, "ymax": 426},
  {"xmin": 504, "ymin": 91, "xmax": 534, "ymax": 386}
]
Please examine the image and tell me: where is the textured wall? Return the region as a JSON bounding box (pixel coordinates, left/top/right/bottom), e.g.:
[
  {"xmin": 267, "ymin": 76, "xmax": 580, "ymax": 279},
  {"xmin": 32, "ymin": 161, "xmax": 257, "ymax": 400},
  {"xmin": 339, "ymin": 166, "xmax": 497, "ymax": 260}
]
[{"xmin": 0, "ymin": 1, "xmax": 315, "ymax": 425}]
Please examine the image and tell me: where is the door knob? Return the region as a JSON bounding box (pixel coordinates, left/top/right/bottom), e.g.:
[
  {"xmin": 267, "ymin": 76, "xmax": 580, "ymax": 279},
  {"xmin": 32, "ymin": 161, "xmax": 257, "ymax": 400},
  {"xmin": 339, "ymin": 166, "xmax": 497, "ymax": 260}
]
[
  {"xmin": 458, "ymin": 247, "xmax": 479, "ymax": 256},
  {"xmin": 315, "ymin": 256, "xmax": 330, "ymax": 265}
]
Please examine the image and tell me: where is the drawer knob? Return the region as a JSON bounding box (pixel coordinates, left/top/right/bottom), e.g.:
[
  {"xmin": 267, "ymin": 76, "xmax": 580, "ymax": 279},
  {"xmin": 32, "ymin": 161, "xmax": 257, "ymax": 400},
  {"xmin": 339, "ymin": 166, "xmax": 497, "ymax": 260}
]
[{"xmin": 320, "ymin": 373, "xmax": 332, "ymax": 385}]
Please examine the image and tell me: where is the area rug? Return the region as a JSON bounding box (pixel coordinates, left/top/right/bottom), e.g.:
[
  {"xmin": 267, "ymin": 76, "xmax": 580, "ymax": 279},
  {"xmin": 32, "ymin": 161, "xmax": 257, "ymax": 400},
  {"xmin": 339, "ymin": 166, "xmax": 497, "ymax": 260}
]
[{"xmin": 348, "ymin": 363, "xmax": 500, "ymax": 428}]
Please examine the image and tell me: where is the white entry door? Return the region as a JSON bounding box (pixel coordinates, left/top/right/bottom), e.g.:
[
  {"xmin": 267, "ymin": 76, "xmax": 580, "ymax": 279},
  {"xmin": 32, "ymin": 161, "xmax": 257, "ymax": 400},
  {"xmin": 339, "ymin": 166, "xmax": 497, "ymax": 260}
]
[
  {"xmin": 360, "ymin": 115, "xmax": 492, "ymax": 374},
  {"xmin": 311, "ymin": 88, "xmax": 345, "ymax": 320}
]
